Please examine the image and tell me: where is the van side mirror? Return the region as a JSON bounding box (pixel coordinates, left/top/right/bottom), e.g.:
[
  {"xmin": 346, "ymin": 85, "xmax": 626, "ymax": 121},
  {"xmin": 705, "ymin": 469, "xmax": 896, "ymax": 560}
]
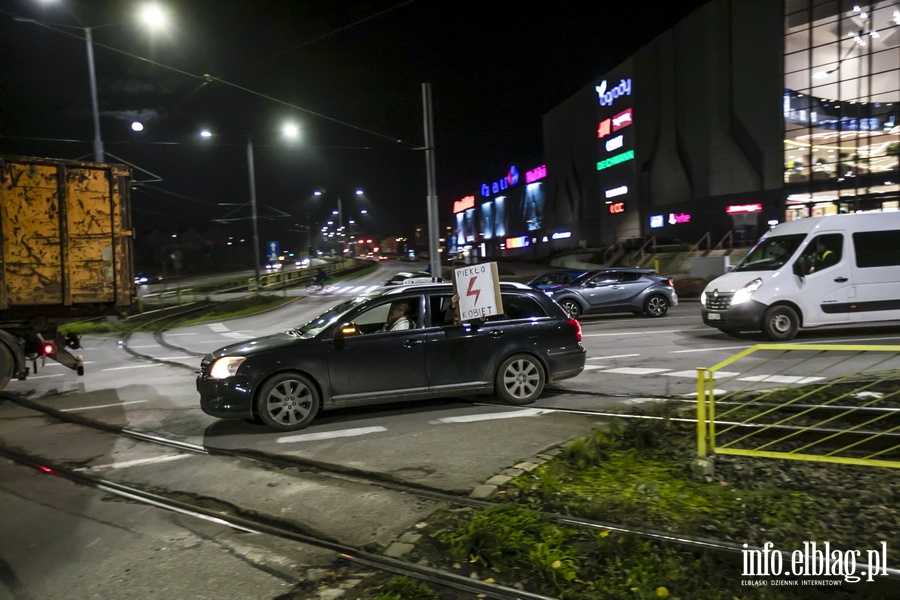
[{"xmin": 793, "ymin": 260, "xmax": 806, "ymax": 277}]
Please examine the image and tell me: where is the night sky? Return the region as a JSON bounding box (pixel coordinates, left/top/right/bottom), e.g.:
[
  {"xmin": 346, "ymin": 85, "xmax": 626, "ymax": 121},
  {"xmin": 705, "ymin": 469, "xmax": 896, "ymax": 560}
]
[{"xmin": 0, "ymin": 0, "xmax": 709, "ymax": 249}]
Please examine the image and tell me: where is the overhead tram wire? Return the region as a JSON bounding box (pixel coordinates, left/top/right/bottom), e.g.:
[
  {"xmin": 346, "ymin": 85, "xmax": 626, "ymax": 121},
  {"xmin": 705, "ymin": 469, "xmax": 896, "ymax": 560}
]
[{"xmin": 1, "ymin": 6, "xmax": 423, "ymax": 150}]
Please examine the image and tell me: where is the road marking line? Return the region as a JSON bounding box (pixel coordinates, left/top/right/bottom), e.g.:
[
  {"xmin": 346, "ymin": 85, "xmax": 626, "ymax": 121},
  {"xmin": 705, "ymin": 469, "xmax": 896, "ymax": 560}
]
[
  {"xmin": 738, "ymin": 375, "xmax": 824, "ymax": 384},
  {"xmin": 277, "ymin": 425, "xmax": 387, "ymax": 443},
  {"xmin": 583, "ymin": 330, "xmax": 686, "ymax": 337},
  {"xmin": 209, "ymin": 323, "xmax": 229, "ymax": 332},
  {"xmin": 582, "ymin": 365, "xmax": 606, "ymax": 371},
  {"xmin": 76, "ymin": 454, "xmax": 190, "ymax": 471},
  {"xmin": 434, "ymin": 408, "xmax": 547, "ymax": 423},
  {"xmin": 61, "ymin": 400, "xmax": 149, "ymax": 412},
  {"xmin": 663, "ymin": 370, "xmax": 740, "ymax": 378},
  {"xmin": 166, "ymin": 333, "xmax": 197, "ymax": 337},
  {"xmin": 102, "ymin": 364, "xmax": 160, "ymax": 371},
  {"xmin": 673, "ymin": 345, "xmax": 750, "ymax": 353},
  {"xmin": 600, "ymin": 367, "xmax": 671, "ymax": 375},
  {"xmin": 17, "ymin": 374, "xmax": 63, "ymax": 379},
  {"xmin": 588, "ymin": 354, "xmax": 639, "ymax": 360}
]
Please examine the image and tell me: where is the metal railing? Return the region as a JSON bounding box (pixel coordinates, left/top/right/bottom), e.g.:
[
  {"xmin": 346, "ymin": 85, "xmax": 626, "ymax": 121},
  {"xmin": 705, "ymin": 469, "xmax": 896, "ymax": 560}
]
[{"xmin": 696, "ymin": 344, "xmax": 900, "ymax": 469}]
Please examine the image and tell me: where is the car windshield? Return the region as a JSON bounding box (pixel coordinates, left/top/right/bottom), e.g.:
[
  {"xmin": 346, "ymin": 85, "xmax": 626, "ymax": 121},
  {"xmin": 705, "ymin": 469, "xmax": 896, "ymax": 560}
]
[
  {"xmin": 290, "ymin": 291, "xmax": 384, "ymax": 337},
  {"xmin": 569, "ymin": 272, "xmax": 596, "ymax": 286},
  {"xmin": 733, "ymin": 234, "xmax": 806, "ymax": 272}
]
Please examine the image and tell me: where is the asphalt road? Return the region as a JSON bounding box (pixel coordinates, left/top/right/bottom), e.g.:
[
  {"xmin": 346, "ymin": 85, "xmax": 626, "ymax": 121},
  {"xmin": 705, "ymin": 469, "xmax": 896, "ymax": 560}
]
[{"xmin": 3, "ymin": 261, "xmax": 900, "ymax": 598}]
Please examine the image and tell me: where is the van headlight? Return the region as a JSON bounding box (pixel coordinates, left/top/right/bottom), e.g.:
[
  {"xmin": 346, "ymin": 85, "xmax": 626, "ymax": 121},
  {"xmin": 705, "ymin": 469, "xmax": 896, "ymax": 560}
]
[
  {"xmin": 731, "ymin": 278, "xmax": 763, "ymax": 305},
  {"xmin": 209, "ymin": 356, "xmax": 247, "ymax": 379}
]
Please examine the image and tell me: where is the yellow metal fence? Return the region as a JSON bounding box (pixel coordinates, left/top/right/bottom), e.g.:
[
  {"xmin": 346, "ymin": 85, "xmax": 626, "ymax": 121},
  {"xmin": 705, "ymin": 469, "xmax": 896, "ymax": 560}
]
[{"xmin": 697, "ymin": 344, "xmax": 900, "ymax": 469}]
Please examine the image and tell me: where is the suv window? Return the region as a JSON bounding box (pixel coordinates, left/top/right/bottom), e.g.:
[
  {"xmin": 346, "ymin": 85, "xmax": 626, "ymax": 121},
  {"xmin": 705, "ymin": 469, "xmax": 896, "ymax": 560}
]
[{"xmin": 502, "ymin": 293, "xmax": 547, "ymax": 319}]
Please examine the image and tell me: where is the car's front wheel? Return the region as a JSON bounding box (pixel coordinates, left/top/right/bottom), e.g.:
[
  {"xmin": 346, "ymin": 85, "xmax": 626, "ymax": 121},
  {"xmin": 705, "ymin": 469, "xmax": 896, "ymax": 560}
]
[
  {"xmin": 762, "ymin": 305, "xmax": 800, "ymax": 341},
  {"xmin": 643, "ymin": 295, "xmax": 669, "ymax": 317},
  {"xmin": 495, "ymin": 354, "xmax": 545, "ymax": 406},
  {"xmin": 256, "ymin": 372, "xmax": 320, "ymax": 431},
  {"xmin": 559, "ymin": 298, "xmax": 582, "ymax": 318}
]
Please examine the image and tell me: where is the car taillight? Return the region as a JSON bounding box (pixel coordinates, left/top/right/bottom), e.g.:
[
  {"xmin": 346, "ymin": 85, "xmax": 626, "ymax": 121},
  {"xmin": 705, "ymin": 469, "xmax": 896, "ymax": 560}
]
[
  {"xmin": 567, "ymin": 318, "xmax": 582, "ymax": 343},
  {"xmin": 666, "ymin": 278, "xmax": 674, "ymax": 287}
]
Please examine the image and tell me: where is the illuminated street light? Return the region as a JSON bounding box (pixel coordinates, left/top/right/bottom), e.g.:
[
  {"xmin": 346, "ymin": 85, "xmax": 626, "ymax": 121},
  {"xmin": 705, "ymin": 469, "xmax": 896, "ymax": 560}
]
[{"xmin": 16, "ymin": 2, "xmax": 171, "ymax": 162}]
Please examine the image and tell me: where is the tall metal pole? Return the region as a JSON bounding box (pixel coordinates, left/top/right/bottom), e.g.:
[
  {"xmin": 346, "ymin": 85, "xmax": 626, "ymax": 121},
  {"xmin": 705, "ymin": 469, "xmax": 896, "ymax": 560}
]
[
  {"xmin": 337, "ymin": 195, "xmax": 344, "ymax": 254},
  {"xmin": 85, "ymin": 27, "xmax": 105, "ymax": 163},
  {"xmin": 422, "ymin": 83, "xmax": 441, "ymax": 279},
  {"xmin": 246, "ymin": 137, "xmax": 261, "ymax": 290}
]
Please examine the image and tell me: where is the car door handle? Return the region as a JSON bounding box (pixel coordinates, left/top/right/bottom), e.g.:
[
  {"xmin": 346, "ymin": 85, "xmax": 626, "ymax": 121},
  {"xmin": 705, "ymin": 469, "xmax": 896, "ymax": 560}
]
[
  {"xmin": 403, "ymin": 339, "xmax": 424, "ymax": 348},
  {"xmin": 489, "ymin": 330, "xmax": 505, "ymax": 338},
  {"xmin": 611, "ymin": 285, "xmax": 623, "ymax": 289},
  {"xmin": 834, "ymin": 277, "xmax": 848, "ymax": 282}
]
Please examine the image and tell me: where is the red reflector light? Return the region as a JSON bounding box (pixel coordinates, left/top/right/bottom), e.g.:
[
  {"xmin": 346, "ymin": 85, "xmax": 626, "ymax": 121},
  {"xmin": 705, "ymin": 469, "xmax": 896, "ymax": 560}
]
[
  {"xmin": 567, "ymin": 318, "xmax": 582, "ymax": 343},
  {"xmin": 43, "ymin": 343, "xmax": 54, "ymax": 355}
]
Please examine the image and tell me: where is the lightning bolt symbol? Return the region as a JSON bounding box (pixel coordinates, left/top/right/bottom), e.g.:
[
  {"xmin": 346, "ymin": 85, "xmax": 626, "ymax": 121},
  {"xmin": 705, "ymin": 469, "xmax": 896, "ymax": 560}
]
[{"xmin": 465, "ymin": 276, "xmax": 480, "ymax": 305}]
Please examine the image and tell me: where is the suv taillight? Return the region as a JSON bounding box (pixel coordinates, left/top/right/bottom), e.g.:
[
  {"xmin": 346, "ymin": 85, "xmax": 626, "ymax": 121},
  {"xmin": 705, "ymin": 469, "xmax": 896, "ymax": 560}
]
[
  {"xmin": 665, "ymin": 278, "xmax": 674, "ymax": 287},
  {"xmin": 567, "ymin": 318, "xmax": 582, "ymax": 343}
]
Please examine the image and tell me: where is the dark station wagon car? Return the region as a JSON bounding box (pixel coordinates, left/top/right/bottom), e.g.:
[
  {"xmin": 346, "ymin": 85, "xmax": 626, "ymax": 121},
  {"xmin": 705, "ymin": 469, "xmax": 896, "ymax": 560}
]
[{"xmin": 197, "ymin": 282, "xmax": 585, "ymax": 431}]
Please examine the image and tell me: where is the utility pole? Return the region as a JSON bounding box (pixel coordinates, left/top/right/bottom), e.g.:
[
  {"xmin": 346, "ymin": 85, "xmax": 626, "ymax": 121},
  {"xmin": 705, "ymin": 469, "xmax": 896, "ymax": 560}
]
[{"xmin": 422, "ymin": 83, "xmax": 441, "ymax": 279}]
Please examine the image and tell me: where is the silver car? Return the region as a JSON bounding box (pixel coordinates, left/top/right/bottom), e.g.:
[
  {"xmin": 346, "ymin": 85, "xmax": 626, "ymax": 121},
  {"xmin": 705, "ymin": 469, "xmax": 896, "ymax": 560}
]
[{"xmin": 544, "ymin": 268, "xmax": 678, "ymax": 318}]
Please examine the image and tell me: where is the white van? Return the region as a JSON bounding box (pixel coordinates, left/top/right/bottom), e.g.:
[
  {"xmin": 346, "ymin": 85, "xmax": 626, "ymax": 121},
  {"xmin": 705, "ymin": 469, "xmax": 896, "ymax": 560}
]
[{"xmin": 700, "ymin": 212, "xmax": 900, "ymax": 340}]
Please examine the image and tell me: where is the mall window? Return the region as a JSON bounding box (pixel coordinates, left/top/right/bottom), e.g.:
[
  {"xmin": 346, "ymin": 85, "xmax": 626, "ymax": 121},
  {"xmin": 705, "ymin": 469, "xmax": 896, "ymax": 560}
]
[{"xmin": 783, "ymin": 0, "xmax": 899, "ymax": 220}]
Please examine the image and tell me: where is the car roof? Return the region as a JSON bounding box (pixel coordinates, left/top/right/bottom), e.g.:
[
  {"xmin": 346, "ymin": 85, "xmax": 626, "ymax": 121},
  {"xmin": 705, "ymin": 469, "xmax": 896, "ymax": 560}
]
[{"xmin": 382, "ymin": 281, "xmax": 533, "ymax": 295}]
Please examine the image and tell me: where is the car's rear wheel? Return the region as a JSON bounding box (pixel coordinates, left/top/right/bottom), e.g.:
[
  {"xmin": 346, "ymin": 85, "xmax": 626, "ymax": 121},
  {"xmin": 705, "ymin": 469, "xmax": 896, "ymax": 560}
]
[
  {"xmin": 256, "ymin": 372, "xmax": 320, "ymax": 431},
  {"xmin": 559, "ymin": 299, "xmax": 581, "ymax": 318},
  {"xmin": 495, "ymin": 354, "xmax": 545, "ymax": 406},
  {"xmin": 643, "ymin": 295, "xmax": 669, "ymax": 317}
]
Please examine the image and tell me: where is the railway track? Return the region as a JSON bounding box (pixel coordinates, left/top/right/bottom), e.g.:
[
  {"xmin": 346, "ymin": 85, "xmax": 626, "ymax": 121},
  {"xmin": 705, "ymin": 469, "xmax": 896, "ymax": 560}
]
[{"xmin": 4, "ymin": 305, "xmax": 898, "ymax": 597}]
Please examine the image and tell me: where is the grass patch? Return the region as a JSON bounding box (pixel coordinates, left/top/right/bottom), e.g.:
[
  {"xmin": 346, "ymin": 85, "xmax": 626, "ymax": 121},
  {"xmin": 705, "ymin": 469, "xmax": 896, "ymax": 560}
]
[{"xmin": 410, "ymin": 405, "xmax": 900, "ymax": 599}]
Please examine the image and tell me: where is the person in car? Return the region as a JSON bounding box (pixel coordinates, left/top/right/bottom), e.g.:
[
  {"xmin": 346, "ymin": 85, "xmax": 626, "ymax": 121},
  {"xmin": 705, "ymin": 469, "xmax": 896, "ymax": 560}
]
[{"xmin": 382, "ymin": 301, "xmax": 413, "ymax": 331}]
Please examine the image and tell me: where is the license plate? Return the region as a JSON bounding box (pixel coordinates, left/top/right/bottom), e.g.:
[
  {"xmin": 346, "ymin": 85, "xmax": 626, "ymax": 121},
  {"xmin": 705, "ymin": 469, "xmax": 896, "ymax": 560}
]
[{"xmin": 708, "ymin": 313, "xmax": 722, "ymax": 321}]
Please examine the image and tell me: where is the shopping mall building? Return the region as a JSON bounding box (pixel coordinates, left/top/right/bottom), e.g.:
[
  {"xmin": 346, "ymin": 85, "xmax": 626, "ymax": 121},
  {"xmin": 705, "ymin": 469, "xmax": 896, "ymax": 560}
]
[{"xmin": 450, "ymin": 0, "xmax": 899, "ymax": 258}]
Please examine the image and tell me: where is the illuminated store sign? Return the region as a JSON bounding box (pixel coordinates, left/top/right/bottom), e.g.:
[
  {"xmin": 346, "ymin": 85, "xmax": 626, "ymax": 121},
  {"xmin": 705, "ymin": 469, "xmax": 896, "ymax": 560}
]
[
  {"xmin": 506, "ymin": 236, "xmax": 529, "ymax": 249},
  {"xmin": 605, "ymin": 135, "xmax": 624, "ymax": 152},
  {"xmin": 453, "ymin": 195, "xmax": 475, "ymax": 214},
  {"xmin": 551, "ymin": 231, "xmax": 571, "ymax": 240},
  {"xmin": 597, "ymin": 150, "xmax": 634, "ymax": 171},
  {"xmin": 595, "ymin": 78, "xmax": 632, "ymax": 107},
  {"xmin": 726, "ymin": 203, "xmax": 763, "ymax": 214},
  {"xmin": 609, "ymin": 202, "xmax": 626, "ymax": 214},
  {"xmin": 649, "ymin": 215, "xmax": 665, "ymax": 228},
  {"xmin": 525, "ymin": 165, "xmax": 547, "ymax": 183},
  {"xmin": 604, "ymin": 185, "xmax": 628, "ymax": 198},
  {"xmin": 481, "ymin": 165, "xmax": 520, "ymax": 197},
  {"xmin": 611, "ymin": 108, "xmax": 633, "ymax": 131},
  {"xmin": 669, "ymin": 212, "xmax": 691, "ymax": 224}
]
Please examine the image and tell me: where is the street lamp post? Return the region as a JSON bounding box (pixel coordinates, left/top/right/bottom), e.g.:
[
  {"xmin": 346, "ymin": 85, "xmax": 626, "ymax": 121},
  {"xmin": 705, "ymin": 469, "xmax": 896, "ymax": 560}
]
[
  {"xmin": 14, "ymin": 6, "xmax": 169, "ymax": 164},
  {"xmin": 246, "ymin": 137, "xmax": 262, "ymax": 290},
  {"xmin": 84, "ymin": 26, "xmax": 104, "ymax": 162}
]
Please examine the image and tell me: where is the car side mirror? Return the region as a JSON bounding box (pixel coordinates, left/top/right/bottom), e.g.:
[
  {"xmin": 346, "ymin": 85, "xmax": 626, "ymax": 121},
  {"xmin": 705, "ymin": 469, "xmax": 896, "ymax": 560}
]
[
  {"xmin": 336, "ymin": 322, "xmax": 360, "ymax": 337},
  {"xmin": 793, "ymin": 260, "xmax": 806, "ymax": 278}
]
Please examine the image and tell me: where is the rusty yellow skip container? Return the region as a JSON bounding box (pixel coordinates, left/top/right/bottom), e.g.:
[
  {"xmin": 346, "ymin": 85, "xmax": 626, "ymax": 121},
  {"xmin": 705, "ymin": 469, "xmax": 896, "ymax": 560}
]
[{"xmin": 0, "ymin": 156, "xmax": 135, "ymax": 319}]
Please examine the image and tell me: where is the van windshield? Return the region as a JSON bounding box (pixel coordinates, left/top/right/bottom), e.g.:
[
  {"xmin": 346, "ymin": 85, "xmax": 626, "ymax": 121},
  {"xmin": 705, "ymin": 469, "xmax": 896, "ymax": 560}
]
[{"xmin": 733, "ymin": 234, "xmax": 806, "ymax": 272}]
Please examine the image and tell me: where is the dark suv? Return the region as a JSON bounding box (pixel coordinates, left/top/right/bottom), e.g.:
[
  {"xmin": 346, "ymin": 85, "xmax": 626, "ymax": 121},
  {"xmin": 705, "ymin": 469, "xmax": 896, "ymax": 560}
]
[
  {"xmin": 544, "ymin": 268, "xmax": 678, "ymax": 318},
  {"xmin": 197, "ymin": 282, "xmax": 585, "ymax": 431}
]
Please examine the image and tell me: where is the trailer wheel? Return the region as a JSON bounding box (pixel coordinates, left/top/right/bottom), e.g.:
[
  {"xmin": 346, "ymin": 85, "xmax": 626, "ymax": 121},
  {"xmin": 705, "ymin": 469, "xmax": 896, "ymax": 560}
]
[{"xmin": 0, "ymin": 343, "xmax": 14, "ymax": 390}]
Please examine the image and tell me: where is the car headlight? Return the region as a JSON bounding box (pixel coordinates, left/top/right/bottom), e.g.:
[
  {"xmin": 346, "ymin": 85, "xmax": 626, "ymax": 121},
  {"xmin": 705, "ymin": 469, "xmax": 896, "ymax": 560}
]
[
  {"xmin": 700, "ymin": 290, "xmax": 707, "ymax": 306},
  {"xmin": 731, "ymin": 278, "xmax": 763, "ymax": 305},
  {"xmin": 209, "ymin": 356, "xmax": 247, "ymax": 379}
]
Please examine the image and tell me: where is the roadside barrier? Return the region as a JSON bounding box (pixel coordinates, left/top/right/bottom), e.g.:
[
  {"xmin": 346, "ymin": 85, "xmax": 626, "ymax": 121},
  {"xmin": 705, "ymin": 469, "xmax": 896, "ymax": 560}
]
[{"xmin": 696, "ymin": 344, "xmax": 900, "ymax": 469}]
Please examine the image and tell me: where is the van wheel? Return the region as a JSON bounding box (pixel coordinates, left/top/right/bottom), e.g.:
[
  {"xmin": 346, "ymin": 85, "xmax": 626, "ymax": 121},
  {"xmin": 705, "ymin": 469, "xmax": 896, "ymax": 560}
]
[
  {"xmin": 256, "ymin": 372, "xmax": 320, "ymax": 431},
  {"xmin": 762, "ymin": 306, "xmax": 799, "ymax": 341},
  {"xmin": 495, "ymin": 354, "xmax": 545, "ymax": 405}
]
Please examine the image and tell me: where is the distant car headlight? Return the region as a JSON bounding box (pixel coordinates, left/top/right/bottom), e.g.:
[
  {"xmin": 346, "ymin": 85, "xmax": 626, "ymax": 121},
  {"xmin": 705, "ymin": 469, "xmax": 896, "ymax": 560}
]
[
  {"xmin": 731, "ymin": 278, "xmax": 763, "ymax": 305},
  {"xmin": 209, "ymin": 356, "xmax": 247, "ymax": 379}
]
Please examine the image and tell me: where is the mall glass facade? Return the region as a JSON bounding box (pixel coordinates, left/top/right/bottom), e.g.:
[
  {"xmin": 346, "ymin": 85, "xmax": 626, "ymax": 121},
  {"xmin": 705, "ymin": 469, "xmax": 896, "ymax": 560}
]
[{"xmin": 784, "ymin": 0, "xmax": 900, "ymax": 220}]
